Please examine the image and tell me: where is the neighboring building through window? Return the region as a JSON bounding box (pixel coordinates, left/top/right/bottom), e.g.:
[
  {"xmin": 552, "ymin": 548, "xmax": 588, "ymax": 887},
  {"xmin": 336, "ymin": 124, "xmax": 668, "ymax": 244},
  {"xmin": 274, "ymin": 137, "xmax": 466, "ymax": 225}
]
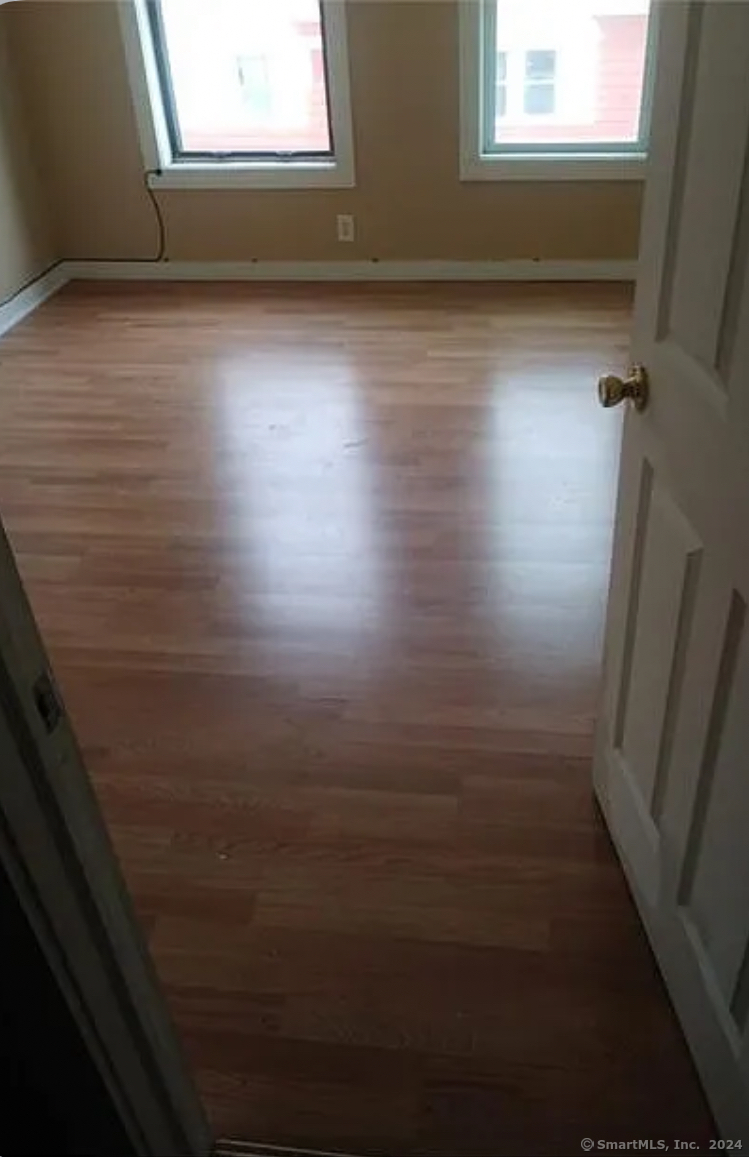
[
  {"xmin": 523, "ymin": 50, "xmax": 557, "ymax": 116},
  {"xmin": 461, "ymin": 0, "xmax": 654, "ymax": 179},
  {"xmin": 151, "ymin": 0, "xmax": 331, "ymax": 156},
  {"xmin": 495, "ymin": 50, "xmax": 508, "ymax": 119},
  {"xmin": 496, "ymin": 46, "xmax": 560, "ymax": 123},
  {"xmin": 488, "ymin": 0, "xmax": 652, "ymax": 149},
  {"xmin": 120, "ymin": 0, "xmax": 355, "ymax": 188},
  {"xmin": 236, "ymin": 55, "xmax": 273, "ymax": 121}
]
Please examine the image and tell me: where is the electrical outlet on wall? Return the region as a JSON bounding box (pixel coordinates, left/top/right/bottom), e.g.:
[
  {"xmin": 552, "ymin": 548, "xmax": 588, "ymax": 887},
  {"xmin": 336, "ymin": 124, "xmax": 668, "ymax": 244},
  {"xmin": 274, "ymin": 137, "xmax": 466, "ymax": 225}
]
[{"xmin": 337, "ymin": 214, "xmax": 355, "ymax": 243}]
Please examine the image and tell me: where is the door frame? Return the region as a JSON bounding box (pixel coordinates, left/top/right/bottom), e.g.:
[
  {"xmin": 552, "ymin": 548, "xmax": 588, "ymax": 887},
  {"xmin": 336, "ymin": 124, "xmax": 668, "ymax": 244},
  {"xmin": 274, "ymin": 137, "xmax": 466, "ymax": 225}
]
[{"xmin": 0, "ymin": 518, "xmax": 211, "ymax": 1156}]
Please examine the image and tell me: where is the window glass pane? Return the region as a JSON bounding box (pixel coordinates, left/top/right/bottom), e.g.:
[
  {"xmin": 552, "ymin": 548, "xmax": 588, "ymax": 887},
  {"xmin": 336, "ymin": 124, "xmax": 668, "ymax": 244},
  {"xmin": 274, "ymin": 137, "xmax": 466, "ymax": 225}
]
[
  {"xmin": 156, "ymin": 0, "xmax": 331, "ymax": 154},
  {"xmin": 237, "ymin": 55, "xmax": 272, "ymax": 117},
  {"xmin": 525, "ymin": 49, "xmax": 556, "ymax": 81},
  {"xmin": 491, "ymin": 0, "xmax": 652, "ymax": 148},
  {"xmin": 524, "ymin": 83, "xmax": 556, "ymax": 116},
  {"xmin": 496, "ymin": 50, "xmax": 508, "ymax": 119}
]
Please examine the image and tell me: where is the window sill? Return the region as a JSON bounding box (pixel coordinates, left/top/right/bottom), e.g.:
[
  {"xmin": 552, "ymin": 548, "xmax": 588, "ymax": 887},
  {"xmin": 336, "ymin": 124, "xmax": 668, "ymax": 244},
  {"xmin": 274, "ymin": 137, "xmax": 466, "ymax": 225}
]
[
  {"xmin": 460, "ymin": 153, "xmax": 648, "ymax": 182},
  {"xmin": 147, "ymin": 161, "xmax": 355, "ymax": 191}
]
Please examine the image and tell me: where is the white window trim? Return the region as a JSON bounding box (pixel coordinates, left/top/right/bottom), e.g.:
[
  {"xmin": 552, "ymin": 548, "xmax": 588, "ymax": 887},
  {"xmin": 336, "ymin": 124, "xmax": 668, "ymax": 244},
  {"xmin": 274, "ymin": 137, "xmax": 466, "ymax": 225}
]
[
  {"xmin": 459, "ymin": 0, "xmax": 652, "ymax": 182},
  {"xmin": 118, "ymin": 0, "xmax": 356, "ymax": 190}
]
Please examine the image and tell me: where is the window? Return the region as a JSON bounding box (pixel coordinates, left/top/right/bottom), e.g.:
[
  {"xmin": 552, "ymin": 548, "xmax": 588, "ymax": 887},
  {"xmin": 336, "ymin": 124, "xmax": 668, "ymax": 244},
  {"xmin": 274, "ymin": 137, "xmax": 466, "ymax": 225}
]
[
  {"xmin": 236, "ymin": 55, "xmax": 273, "ymax": 120},
  {"xmin": 120, "ymin": 0, "xmax": 355, "ymax": 188},
  {"xmin": 523, "ymin": 51, "xmax": 557, "ymax": 116},
  {"xmin": 496, "ymin": 50, "xmax": 508, "ymax": 118},
  {"xmin": 461, "ymin": 0, "xmax": 656, "ymax": 180}
]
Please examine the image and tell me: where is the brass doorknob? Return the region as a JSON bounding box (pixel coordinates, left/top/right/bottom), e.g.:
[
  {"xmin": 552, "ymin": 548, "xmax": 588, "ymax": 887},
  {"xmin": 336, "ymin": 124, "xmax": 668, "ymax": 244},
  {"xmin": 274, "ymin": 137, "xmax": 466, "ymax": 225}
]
[{"xmin": 598, "ymin": 365, "xmax": 649, "ymax": 412}]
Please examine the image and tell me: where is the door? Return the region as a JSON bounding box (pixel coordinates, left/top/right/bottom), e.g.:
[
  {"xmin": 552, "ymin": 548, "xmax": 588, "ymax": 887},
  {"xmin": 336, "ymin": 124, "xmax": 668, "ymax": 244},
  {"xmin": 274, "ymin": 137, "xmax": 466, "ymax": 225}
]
[
  {"xmin": 0, "ymin": 519, "xmax": 211, "ymax": 1155},
  {"xmin": 595, "ymin": 1, "xmax": 749, "ymax": 1141}
]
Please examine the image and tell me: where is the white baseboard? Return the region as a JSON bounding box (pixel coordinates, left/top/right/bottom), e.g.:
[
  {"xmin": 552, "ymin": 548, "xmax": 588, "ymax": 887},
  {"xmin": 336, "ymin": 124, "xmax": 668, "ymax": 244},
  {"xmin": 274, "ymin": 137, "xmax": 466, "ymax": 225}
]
[
  {"xmin": 0, "ymin": 259, "xmax": 637, "ymax": 342},
  {"xmin": 62, "ymin": 258, "xmax": 637, "ymax": 283},
  {"xmin": 0, "ymin": 263, "xmax": 69, "ymax": 340}
]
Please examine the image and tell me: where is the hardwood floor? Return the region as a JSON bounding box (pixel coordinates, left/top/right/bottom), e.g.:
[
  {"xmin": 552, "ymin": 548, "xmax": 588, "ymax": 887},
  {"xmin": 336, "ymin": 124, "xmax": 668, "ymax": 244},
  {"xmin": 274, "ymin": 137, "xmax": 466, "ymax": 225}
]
[{"xmin": 0, "ymin": 283, "xmax": 714, "ymax": 1154}]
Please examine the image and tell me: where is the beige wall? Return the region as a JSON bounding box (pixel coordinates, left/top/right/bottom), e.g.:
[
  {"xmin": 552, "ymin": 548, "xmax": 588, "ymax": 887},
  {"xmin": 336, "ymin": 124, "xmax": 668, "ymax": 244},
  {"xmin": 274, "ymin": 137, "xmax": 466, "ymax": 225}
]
[
  {"xmin": 5, "ymin": 0, "xmax": 643, "ymax": 264},
  {"xmin": 0, "ymin": 4, "xmax": 54, "ymax": 300}
]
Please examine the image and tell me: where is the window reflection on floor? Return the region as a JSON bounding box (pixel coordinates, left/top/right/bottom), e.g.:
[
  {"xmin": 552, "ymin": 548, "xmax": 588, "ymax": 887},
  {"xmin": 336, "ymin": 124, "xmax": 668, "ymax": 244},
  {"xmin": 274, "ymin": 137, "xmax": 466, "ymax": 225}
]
[
  {"xmin": 484, "ymin": 371, "xmax": 621, "ymax": 679},
  {"xmin": 217, "ymin": 349, "xmax": 383, "ymax": 663}
]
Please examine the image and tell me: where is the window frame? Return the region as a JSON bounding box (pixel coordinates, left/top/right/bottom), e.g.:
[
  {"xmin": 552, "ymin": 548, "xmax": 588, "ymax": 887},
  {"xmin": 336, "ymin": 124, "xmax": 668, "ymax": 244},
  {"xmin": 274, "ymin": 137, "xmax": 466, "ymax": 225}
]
[
  {"xmin": 119, "ymin": 0, "xmax": 355, "ymax": 189},
  {"xmin": 460, "ymin": 0, "xmax": 658, "ymax": 182}
]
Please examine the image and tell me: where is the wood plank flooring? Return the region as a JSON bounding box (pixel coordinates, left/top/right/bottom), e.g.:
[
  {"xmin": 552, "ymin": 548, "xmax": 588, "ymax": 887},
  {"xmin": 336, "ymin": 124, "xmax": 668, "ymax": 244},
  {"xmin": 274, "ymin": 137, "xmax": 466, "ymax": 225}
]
[{"xmin": 0, "ymin": 283, "xmax": 714, "ymax": 1154}]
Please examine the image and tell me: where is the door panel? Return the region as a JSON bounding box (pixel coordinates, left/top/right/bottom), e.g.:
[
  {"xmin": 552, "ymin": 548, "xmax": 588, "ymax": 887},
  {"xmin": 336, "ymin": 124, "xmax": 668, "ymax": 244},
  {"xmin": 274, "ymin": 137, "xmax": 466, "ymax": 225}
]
[
  {"xmin": 595, "ymin": 0, "xmax": 749, "ymax": 1139},
  {"xmin": 617, "ymin": 481, "xmax": 701, "ymax": 812},
  {"xmin": 666, "ymin": 5, "xmax": 749, "ymax": 371},
  {"xmin": 681, "ymin": 597, "xmax": 749, "ymax": 1005}
]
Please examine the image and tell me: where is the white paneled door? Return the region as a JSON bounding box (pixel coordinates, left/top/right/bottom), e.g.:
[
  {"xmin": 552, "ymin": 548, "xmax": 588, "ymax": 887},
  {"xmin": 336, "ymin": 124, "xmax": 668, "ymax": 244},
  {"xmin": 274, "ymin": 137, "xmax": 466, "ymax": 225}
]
[{"xmin": 595, "ymin": 1, "xmax": 749, "ymax": 1140}]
